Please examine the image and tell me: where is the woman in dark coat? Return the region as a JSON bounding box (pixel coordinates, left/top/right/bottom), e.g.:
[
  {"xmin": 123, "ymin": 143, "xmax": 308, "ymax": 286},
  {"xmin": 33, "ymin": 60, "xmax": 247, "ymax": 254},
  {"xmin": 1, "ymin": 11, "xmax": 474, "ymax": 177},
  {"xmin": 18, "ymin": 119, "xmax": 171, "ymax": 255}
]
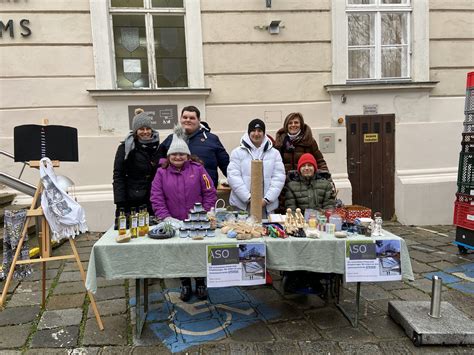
[
  {"xmin": 274, "ymin": 112, "xmax": 329, "ymax": 175},
  {"xmin": 113, "ymin": 109, "xmax": 160, "ymax": 217}
]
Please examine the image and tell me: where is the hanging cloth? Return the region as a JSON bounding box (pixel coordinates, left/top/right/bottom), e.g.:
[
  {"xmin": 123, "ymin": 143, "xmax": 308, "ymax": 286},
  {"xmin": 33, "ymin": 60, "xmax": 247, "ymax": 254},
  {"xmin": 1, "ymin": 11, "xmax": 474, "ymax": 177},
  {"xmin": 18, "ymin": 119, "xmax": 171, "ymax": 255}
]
[
  {"xmin": 0, "ymin": 209, "xmax": 32, "ymax": 281},
  {"xmin": 39, "ymin": 157, "xmax": 88, "ymax": 241}
]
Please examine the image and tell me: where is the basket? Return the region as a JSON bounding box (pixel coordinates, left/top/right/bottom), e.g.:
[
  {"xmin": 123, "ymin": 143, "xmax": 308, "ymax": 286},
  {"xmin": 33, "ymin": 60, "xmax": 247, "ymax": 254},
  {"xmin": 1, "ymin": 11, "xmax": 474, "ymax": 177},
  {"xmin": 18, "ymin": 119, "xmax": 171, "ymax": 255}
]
[
  {"xmin": 465, "ymin": 113, "xmax": 474, "ymax": 124},
  {"xmin": 453, "ymin": 200, "xmax": 474, "ymax": 230},
  {"xmin": 457, "ymin": 152, "xmax": 474, "ymax": 185},
  {"xmin": 458, "ymin": 183, "xmax": 474, "ymax": 195},
  {"xmin": 456, "ymin": 192, "xmax": 474, "ymax": 204},
  {"xmin": 466, "ymin": 88, "xmax": 474, "ymax": 114},
  {"xmin": 463, "ymin": 122, "xmax": 474, "ymax": 133},
  {"xmin": 336, "ymin": 205, "xmax": 372, "ymax": 223}
]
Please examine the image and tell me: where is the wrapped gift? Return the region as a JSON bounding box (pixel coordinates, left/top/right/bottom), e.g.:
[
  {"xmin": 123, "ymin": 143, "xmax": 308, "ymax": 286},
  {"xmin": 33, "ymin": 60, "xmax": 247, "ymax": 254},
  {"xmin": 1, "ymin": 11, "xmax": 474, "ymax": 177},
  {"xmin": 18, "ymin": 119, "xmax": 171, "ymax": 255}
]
[{"xmin": 344, "ymin": 205, "xmax": 372, "ymax": 223}]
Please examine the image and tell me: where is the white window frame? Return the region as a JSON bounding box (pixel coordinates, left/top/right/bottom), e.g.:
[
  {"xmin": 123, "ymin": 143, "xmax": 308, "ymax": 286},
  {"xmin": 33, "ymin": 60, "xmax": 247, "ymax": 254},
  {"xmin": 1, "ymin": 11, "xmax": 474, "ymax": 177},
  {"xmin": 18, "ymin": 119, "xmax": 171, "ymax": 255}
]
[
  {"xmin": 331, "ymin": 0, "xmax": 429, "ymax": 85},
  {"xmin": 89, "ymin": 0, "xmax": 204, "ymax": 90}
]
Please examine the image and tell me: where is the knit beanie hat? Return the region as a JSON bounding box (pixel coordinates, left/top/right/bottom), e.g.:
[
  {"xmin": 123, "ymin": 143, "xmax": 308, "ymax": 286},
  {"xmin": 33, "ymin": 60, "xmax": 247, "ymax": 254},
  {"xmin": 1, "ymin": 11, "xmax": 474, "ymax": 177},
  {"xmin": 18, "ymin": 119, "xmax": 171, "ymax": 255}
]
[
  {"xmin": 132, "ymin": 111, "xmax": 153, "ymax": 133},
  {"xmin": 167, "ymin": 125, "xmax": 191, "ymax": 156},
  {"xmin": 297, "ymin": 153, "xmax": 317, "ymax": 172},
  {"xmin": 248, "ymin": 118, "xmax": 266, "ymax": 134}
]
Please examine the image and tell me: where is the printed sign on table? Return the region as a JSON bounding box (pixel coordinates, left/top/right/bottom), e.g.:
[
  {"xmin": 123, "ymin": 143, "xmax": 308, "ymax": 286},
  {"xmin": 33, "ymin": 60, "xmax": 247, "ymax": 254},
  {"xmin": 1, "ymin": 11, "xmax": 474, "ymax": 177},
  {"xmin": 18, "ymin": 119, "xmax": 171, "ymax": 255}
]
[
  {"xmin": 345, "ymin": 239, "xmax": 402, "ymax": 283},
  {"xmin": 207, "ymin": 243, "xmax": 266, "ymax": 287}
]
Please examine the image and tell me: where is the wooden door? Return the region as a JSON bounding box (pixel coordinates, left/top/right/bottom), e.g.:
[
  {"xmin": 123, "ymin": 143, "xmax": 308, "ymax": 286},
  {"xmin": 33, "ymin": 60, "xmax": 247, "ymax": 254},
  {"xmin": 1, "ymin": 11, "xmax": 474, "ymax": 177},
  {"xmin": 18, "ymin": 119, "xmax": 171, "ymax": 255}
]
[{"xmin": 346, "ymin": 114, "xmax": 395, "ymax": 219}]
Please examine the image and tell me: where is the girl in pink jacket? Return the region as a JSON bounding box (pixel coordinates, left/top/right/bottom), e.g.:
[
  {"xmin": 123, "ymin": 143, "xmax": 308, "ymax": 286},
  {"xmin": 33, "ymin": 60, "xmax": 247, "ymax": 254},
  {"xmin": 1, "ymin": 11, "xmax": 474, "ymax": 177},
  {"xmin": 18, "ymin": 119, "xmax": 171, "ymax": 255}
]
[{"xmin": 150, "ymin": 126, "xmax": 217, "ymax": 301}]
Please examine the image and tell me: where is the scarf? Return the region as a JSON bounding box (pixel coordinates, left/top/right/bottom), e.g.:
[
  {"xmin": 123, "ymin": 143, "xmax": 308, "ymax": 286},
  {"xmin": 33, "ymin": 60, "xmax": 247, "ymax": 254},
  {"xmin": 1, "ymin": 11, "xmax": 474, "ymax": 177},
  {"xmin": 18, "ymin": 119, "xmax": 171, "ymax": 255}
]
[
  {"xmin": 287, "ymin": 130, "xmax": 302, "ymax": 141},
  {"xmin": 40, "ymin": 158, "xmax": 88, "ymax": 241},
  {"xmin": 0, "ymin": 209, "xmax": 32, "ymax": 281},
  {"xmin": 124, "ymin": 131, "xmax": 159, "ymax": 160}
]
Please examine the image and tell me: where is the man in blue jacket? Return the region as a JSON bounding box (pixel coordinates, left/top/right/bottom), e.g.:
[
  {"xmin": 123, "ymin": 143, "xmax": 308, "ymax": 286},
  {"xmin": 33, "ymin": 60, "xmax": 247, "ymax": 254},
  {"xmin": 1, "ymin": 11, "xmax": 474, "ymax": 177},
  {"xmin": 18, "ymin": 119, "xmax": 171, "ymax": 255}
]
[{"xmin": 158, "ymin": 106, "xmax": 230, "ymax": 187}]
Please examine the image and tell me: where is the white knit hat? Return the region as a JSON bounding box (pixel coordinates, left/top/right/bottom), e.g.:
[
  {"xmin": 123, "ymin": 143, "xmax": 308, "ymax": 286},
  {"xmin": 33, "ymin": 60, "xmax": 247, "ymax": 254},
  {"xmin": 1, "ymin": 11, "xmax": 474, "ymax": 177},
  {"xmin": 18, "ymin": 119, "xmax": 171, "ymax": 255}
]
[{"xmin": 167, "ymin": 125, "xmax": 191, "ymax": 155}]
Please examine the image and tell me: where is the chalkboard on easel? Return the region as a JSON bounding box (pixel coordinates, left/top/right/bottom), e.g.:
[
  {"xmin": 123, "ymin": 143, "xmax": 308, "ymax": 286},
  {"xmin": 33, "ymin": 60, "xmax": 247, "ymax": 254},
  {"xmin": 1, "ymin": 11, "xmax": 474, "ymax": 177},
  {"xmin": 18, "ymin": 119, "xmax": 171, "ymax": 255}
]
[{"xmin": 14, "ymin": 125, "xmax": 79, "ymax": 162}]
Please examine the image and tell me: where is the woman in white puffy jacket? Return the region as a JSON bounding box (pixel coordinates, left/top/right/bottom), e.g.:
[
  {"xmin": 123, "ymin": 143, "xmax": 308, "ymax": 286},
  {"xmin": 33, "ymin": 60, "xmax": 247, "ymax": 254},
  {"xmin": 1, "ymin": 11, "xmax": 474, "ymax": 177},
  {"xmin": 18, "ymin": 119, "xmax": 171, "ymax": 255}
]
[{"xmin": 227, "ymin": 119, "xmax": 286, "ymax": 217}]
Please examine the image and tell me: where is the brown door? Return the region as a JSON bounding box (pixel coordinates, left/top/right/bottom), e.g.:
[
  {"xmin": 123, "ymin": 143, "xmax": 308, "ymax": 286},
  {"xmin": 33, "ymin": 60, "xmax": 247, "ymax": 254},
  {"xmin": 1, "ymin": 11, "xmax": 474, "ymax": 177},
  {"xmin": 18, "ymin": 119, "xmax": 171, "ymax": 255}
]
[{"xmin": 346, "ymin": 114, "xmax": 395, "ymax": 219}]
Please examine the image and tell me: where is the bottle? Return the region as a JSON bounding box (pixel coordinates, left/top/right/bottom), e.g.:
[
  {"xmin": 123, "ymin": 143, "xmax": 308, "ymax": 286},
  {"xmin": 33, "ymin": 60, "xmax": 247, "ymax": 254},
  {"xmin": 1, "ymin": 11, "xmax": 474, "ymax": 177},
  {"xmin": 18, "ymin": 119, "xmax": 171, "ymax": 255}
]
[
  {"xmin": 143, "ymin": 205, "xmax": 150, "ymax": 234},
  {"xmin": 138, "ymin": 206, "xmax": 146, "ymax": 236},
  {"xmin": 308, "ymin": 211, "xmax": 317, "ymax": 228},
  {"xmin": 118, "ymin": 208, "xmax": 127, "ymax": 235},
  {"xmin": 129, "ymin": 207, "xmax": 138, "ymax": 238}
]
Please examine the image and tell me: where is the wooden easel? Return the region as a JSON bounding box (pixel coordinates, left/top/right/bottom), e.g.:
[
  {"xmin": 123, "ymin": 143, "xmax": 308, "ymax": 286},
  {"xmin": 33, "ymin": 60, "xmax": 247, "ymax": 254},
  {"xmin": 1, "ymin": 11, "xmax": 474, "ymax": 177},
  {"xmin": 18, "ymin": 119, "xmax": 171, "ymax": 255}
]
[{"xmin": 0, "ymin": 160, "xmax": 104, "ymax": 330}]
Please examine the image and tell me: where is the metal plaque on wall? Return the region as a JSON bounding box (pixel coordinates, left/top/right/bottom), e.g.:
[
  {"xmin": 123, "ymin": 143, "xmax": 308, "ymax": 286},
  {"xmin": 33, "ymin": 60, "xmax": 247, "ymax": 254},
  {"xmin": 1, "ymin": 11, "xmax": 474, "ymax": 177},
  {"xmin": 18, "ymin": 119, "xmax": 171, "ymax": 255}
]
[{"xmin": 128, "ymin": 105, "xmax": 178, "ymax": 130}]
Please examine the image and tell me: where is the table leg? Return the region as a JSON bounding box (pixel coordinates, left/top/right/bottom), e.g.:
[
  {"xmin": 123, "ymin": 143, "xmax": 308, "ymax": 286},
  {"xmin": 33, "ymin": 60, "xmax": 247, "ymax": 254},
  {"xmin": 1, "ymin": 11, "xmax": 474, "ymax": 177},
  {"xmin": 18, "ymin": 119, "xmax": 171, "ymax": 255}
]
[
  {"xmin": 335, "ymin": 281, "xmax": 361, "ymax": 328},
  {"xmin": 135, "ymin": 278, "xmax": 148, "ymax": 338}
]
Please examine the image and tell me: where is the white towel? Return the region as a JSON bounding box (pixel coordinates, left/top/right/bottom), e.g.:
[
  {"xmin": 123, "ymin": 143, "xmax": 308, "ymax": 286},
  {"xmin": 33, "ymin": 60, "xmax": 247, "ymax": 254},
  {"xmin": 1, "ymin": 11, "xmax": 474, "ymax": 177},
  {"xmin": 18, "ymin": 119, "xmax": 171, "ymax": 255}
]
[{"xmin": 39, "ymin": 157, "xmax": 88, "ymax": 241}]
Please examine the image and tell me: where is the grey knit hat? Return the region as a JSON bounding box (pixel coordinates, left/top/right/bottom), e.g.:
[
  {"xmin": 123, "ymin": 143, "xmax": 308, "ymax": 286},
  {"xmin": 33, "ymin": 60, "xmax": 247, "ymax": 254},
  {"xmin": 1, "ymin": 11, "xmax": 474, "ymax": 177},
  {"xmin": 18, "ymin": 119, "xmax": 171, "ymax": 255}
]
[
  {"xmin": 132, "ymin": 111, "xmax": 153, "ymax": 133},
  {"xmin": 167, "ymin": 125, "xmax": 191, "ymax": 156}
]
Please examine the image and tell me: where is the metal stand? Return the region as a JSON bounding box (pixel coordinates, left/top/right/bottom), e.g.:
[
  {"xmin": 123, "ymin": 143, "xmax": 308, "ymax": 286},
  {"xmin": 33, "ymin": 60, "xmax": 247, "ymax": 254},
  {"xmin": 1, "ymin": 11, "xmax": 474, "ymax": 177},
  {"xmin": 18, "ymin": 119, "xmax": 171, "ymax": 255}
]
[
  {"xmin": 335, "ymin": 277, "xmax": 361, "ymax": 328},
  {"xmin": 135, "ymin": 278, "xmax": 149, "ymax": 338},
  {"xmin": 0, "ymin": 162, "xmax": 103, "ymax": 330}
]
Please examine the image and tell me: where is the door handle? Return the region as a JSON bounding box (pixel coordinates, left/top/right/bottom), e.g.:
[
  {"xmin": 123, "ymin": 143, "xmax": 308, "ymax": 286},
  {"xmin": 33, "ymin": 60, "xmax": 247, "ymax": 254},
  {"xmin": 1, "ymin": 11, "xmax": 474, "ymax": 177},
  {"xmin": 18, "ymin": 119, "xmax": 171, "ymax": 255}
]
[{"xmin": 348, "ymin": 158, "xmax": 361, "ymax": 174}]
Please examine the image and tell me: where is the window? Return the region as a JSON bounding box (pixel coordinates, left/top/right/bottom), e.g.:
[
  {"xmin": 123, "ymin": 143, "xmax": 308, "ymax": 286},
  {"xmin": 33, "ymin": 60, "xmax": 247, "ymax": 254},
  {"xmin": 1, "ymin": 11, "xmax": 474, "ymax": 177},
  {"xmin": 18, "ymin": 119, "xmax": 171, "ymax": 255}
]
[
  {"xmin": 110, "ymin": 0, "xmax": 188, "ymax": 89},
  {"xmin": 346, "ymin": 0, "xmax": 411, "ymax": 81}
]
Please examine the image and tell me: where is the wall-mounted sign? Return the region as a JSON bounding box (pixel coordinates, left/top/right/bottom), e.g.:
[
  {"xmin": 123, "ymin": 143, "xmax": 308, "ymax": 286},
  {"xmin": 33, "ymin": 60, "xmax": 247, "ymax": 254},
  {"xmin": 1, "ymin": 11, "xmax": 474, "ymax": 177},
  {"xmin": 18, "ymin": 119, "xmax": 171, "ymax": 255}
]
[
  {"xmin": 0, "ymin": 19, "xmax": 31, "ymax": 38},
  {"xmin": 363, "ymin": 104, "xmax": 378, "ymax": 115},
  {"xmin": 128, "ymin": 105, "xmax": 178, "ymax": 130},
  {"xmin": 364, "ymin": 133, "xmax": 379, "ymax": 143}
]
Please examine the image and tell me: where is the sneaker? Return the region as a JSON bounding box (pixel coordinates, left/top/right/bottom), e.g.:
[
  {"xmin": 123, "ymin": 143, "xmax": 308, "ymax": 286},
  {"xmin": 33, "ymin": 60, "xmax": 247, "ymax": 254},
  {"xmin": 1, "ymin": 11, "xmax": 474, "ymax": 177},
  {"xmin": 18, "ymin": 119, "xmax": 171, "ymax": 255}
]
[
  {"xmin": 196, "ymin": 285, "xmax": 208, "ymax": 300},
  {"xmin": 180, "ymin": 285, "xmax": 192, "ymax": 302}
]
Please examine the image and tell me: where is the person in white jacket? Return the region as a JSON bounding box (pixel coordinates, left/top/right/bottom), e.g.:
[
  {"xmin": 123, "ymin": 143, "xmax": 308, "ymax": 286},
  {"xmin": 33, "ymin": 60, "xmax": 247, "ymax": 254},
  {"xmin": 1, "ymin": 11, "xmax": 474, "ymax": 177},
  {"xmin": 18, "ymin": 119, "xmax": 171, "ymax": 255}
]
[{"xmin": 228, "ymin": 119, "xmax": 286, "ymax": 217}]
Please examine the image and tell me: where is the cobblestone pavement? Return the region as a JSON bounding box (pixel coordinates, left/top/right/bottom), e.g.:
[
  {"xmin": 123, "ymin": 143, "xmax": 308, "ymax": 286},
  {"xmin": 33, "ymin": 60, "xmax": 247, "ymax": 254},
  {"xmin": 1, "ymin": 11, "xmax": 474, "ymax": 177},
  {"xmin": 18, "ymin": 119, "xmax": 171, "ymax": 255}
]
[{"xmin": 0, "ymin": 223, "xmax": 473, "ymax": 354}]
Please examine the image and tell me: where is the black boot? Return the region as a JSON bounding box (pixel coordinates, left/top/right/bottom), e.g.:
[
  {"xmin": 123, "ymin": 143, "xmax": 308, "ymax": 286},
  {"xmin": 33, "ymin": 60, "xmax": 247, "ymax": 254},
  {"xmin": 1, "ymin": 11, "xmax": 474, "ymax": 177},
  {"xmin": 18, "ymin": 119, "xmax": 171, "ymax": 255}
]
[
  {"xmin": 180, "ymin": 278, "xmax": 192, "ymax": 302},
  {"xmin": 195, "ymin": 278, "xmax": 207, "ymax": 300}
]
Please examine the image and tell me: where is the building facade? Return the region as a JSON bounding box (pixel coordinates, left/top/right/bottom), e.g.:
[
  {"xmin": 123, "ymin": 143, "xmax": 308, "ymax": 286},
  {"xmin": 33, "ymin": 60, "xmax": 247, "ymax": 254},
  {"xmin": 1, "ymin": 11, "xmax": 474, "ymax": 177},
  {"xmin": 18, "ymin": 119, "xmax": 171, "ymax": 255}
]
[{"xmin": 1, "ymin": 0, "xmax": 473, "ymax": 230}]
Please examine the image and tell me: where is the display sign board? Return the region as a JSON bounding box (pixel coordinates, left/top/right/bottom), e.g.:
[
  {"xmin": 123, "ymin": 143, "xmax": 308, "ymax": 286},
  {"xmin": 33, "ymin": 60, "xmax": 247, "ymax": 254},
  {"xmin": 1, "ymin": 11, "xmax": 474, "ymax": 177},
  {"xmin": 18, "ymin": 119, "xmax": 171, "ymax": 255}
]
[
  {"xmin": 207, "ymin": 243, "xmax": 266, "ymax": 287},
  {"xmin": 363, "ymin": 104, "xmax": 378, "ymax": 115},
  {"xmin": 364, "ymin": 133, "xmax": 379, "ymax": 143},
  {"xmin": 128, "ymin": 105, "xmax": 178, "ymax": 130},
  {"xmin": 345, "ymin": 239, "xmax": 402, "ymax": 282}
]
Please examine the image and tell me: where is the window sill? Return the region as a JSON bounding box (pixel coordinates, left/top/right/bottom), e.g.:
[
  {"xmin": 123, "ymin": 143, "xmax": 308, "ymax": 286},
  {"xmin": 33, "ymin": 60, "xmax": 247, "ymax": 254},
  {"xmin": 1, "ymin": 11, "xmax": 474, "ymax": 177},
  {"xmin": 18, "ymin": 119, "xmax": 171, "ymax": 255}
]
[
  {"xmin": 88, "ymin": 88, "xmax": 211, "ymax": 98},
  {"xmin": 324, "ymin": 81, "xmax": 438, "ymax": 94}
]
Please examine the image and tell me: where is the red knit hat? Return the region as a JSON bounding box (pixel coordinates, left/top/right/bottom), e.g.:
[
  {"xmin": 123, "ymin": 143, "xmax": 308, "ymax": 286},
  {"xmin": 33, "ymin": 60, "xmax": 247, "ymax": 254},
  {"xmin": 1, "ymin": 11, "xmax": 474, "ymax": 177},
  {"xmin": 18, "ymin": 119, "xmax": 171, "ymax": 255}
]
[{"xmin": 297, "ymin": 153, "xmax": 317, "ymax": 172}]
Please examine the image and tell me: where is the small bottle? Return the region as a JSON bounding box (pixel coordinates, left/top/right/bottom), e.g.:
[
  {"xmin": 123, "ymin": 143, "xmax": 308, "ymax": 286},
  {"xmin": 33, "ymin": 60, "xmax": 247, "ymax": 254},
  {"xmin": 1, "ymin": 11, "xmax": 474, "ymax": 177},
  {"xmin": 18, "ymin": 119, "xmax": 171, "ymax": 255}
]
[
  {"xmin": 129, "ymin": 207, "xmax": 138, "ymax": 238},
  {"xmin": 143, "ymin": 205, "xmax": 150, "ymax": 234},
  {"xmin": 308, "ymin": 212, "xmax": 317, "ymax": 228},
  {"xmin": 138, "ymin": 206, "xmax": 146, "ymax": 236},
  {"xmin": 118, "ymin": 208, "xmax": 127, "ymax": 235}
]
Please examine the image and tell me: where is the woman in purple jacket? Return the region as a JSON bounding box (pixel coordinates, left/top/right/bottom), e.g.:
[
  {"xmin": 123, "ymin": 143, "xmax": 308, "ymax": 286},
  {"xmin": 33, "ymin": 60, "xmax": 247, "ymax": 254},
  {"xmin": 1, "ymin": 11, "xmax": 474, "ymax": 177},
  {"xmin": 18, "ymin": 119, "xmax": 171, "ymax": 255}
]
[{"xmin": 150, "ymin": 126, "xmax": 217, "ymax": 301}]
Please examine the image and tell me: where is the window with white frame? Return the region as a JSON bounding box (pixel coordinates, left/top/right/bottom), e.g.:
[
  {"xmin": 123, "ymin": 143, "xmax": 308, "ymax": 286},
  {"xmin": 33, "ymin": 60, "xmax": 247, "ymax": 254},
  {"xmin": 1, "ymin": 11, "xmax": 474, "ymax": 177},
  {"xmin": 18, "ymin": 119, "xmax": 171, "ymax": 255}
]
[
  {"xmin": 346, "ymin": 0, "xmax": 411, "ymax": 81},
  {"xmin": 110, "ymin": 0, "xmax": 188, "ymax": 89}
]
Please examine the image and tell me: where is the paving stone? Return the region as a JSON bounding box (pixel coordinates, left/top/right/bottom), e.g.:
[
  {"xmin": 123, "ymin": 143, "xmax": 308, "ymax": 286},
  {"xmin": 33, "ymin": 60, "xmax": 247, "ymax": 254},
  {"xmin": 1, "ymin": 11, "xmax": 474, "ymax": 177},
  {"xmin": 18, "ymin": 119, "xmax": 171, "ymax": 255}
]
[
  {"xmin": 255, "ymin": 341, "xmax": 301, "ymax": 353},
  {"xmin": 428, "ymin": 260, "xmax": 457, "ymax": 270},
  {"xmin": 298, "ymin": 340, "xmax": 342, "ymax": 354},
  {"xmin": 16, "ymin": 280, "xmax": 54, "ymax": 293},
  {"xmin": 245, "ymin": 287, "xmax": 283, "ymax": 304},
  {"xmin": 131, "ymin": 323, "xmax": 169, "ymax": 347},
  {"xmin": 7, "ymin": 291, "xmax": 42, "ymax": 307},
  {"xmin": 163, "ymin": 278, "xmax": 181, "ymax": 289},
  {"xmin": 369, "ymin": 299, "xmax": 392, "ymax": 315},
  {"xmin": 58, "ymin": 271, "xmax": 84, "ymax": 283},
  {"xmin": 132, "ymin": 345, "xmax": 172, "ymax": 354},
  {"xmin": 255, "ymin": 300, "xmax": 304, "ymax": 322},
  {"xmin": 53, "ymin": 281, "xmax": 87, "ymax": 295},
  {"xmin": 63, "ymin": 262, "xmax": 88, "ymax": 272},
  {"xmin": 83, "ymin": 315, "xmax": 128, "ymax": 346},
  {"xmin": 410, "ymin": 259, "xmax": 437, "ymax": 274},
  {"xmin": 391, "ymin": 288, "xmax": 430, "ymax": 301},
  {"xmin": 0, "ymin": 305, "xmax": 40, "ymax": 326},
  {"xmin": 227, "ymin": 342, "xmax": 257, "ymax": 354},
  {"xmin": 437, "ymin": 245, "xmax": 462, "ymax": 253},
  {"xmin": 24, "ymin": 349, "xmax": 69, "ymax": 355},
  {"xmin": 228, "ymin": 320, "xmax": 274, "ymax": 342},
  {"xmin": 91, "ymin": 285, "xmax": 125, "ymax": 302},
  {"xmin": 0, "ymin": 279, "xmax": 20, "ymax": 294},
  {"xmin": 28, "ymin": 269, "xmax": 59, "ymax": 281},
  {"xmin": 0, "ymin": 324, "xmax": 31, "ymax": 348},
  {"xmin": 30, "ymin": 325, "xmax": 79, "ymax": 348},
  {"xmin": 68, "ymin": 348, "xmax": 101, "ymax": 355},
  {"xmin": 421, "ymin": 239, "xmax": 449, "ymax": 247},
  {"xmin": 78, "ymin": 253, "xmax": 91, "ymax": 262},
  {"xmin": 378, "ymin": 281, "xmax": 411, "ymax": 291},
  {"xmin": 360, "ymin": 315, "xmax": 406, "ymax": 339},
  {"xmin": 38, "ymin": 308, "xmax": 83, "ymax": 329},
  {"xmin": 0, "ymin": 351, "xmax": 22, "ymax": 355},
  {"xmin": 97, "ymin": 278, "xmax": 125, "ymax": 288},
  {"xmin": 91, "ymin": 346, "xmax": 133, "ymax": 354},
  {"xmin": 410, "ymin": 244, "xmax": 437, "ymax": 253},
  {"xmin": 87, "ymin": 298, "xmax": 126, "ymax": 318},
  {"xmin": 338, "ymin": 342, "xmax": 381, "ymax": 354},
  {"xmin": 378, "ymin": 339, "xmax": 414, "ymax": 354},
  {"xmin": 410, "ymin": 250, "xmax": 444, "ymax": 263},
  {"xmin": 358, "ymin": 284, "xmax": 393, "ymax": 301},
  {"xmin": 306, "ymin": 307, "xmax": 350, "ymax": 329},
  {"xmin": 323, "ymin": 325, "xmax": 375, "ymax": 343},
  {"xmin": 268, "ymin": 319, "xmax": 321, "ymax": 341},
  {"xmin": 47, "ymin": 293, "xmax": 85, "ymax": 310},
  {"xmin": 283, "ymin": 293, "xmax": 327, "ymax": 310}
]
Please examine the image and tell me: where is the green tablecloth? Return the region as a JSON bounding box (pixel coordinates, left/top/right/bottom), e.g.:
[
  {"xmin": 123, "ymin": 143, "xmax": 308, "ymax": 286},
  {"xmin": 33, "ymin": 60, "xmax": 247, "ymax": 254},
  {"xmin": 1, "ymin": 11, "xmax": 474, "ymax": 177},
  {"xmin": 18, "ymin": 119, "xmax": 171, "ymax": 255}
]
[{"xmin": 85, "ymin": 227, "xmax": 414, "ymax": 293}]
